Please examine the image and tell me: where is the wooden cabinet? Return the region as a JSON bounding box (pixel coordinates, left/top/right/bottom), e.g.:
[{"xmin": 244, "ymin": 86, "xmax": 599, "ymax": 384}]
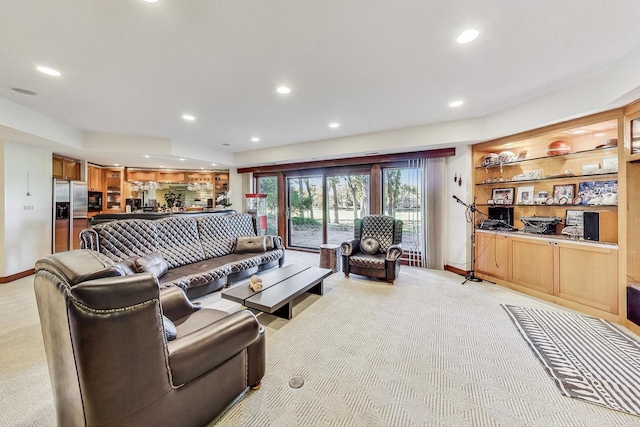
[
  {"xmin": 53, "ymin": 155, "xmax": 81, "ymax": 180},
  {"xmin": 127, "ymin": 169, "xmax": 158, "ymax": 182},
  {"xmin": 88, "ymin": 165, "xmax": 103, "ymax": 191},
  {"xmin": 556, "ymin": 241, "xmax": 618, "ymax": 313},
  {"xmin": 476, "ymin": 231, "xmax": 618, "ymax": 315},
  {"xmin": 476, "ymin": 232, "xmax": 509, "ymax": 280},
  {"xmin": 510, "ymin": 236, "xmax": 556, "ymax": 294},
  {"xmin": 157, "ymin": 171, "xmax": 186, "ymax": 183},
  {"xmin": 103, "ymin": 168, "xmax": 124, "ymax": 212}
]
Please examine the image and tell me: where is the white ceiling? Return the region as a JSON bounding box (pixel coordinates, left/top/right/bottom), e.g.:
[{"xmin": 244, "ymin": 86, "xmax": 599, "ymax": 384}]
[{"xmin": 1, "ymin": 0, "xmax": 640, "ymax": 169}]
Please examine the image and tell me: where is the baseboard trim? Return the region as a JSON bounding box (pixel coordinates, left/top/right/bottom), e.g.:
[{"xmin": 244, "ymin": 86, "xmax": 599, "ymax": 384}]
[
  {"xmin": 444, "ymin": 265, "xmax": 467, "ymax": 277},
  {"xmin": 0, "ymin": 269, "xmax": 35, "ymax": 283}
]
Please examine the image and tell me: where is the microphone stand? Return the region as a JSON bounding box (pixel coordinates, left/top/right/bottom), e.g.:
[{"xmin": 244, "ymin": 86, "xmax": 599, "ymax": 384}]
[{"xmin": 453, "ymin": 195, "xmax": 485, "ymax": 284}]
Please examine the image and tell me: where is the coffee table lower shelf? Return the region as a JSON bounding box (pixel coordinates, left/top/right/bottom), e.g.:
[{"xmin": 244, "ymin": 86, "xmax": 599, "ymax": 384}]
[{"xmin": 221, "ymin": 264, "xmax": 332, "ymax": 319}]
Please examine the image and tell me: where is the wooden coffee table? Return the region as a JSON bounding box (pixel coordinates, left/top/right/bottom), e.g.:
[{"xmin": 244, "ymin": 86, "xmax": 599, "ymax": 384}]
[{"xmin": 221, "ymin": 264, "xmax": 332, "ymax": 319}]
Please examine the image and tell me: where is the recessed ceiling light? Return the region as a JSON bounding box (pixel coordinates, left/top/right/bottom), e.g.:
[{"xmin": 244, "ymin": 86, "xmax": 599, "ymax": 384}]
[
  {"xmin": 222, "ymin": 143, "xmax": 231, "ymax": 147},
  {"xmin": 36, "ymin": 66, "xmax": 61, "ymax": 77},
  {"xmin": 329, "ymin": 123, "xmax": 340, "ymax": 128},
  {"xmin": 182, "ymin": 114, "xmax": 196, "ymax": 121},
  {"xmin": 11, "ymin": 88, "xmax": 37, "ymax": 95},
  {"xmin": 143, "ymin": 155, "xmax": 150, "ymax": 158},
  {"xmin": 179, "ymin": 158, "xmax": 185, "ymax": 161},
  {"xmin": 144, "ymin": 0, "xmax": 159, "ymax": 3},
  {"xmin": 276, "ymin": 86, "xmax": 291, "ymax": 94},
  {"xmin": 449, "ymin": 100, "xmax": 464, "ymax": 107},
  {"xmin": 456, "ymin": 29, "xmax": 479, "ymax": 44},
  {"xmin": 251, "ymin": 137, "xmax": 260, "ymax": 142},
  {"xmin": 572, "ymin": 130, "xmax": 587, "ymax": 134},
  {"xmin": 211, "ymin": 163, "xmax": 216, "ymax": 166},
  {"xmin": 114, "ymin": 163, "xmax": 120, "ymax": 167},
  {"xmin": 200, "ymin": 167, "xmax": 204, "ymax": 169}
]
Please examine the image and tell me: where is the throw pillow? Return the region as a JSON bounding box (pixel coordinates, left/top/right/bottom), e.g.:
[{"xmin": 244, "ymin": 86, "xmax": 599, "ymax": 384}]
[
  {"xmin": 134, "ymin": 252, "xmax": 169, "ymax": 279},
  {"xmin": 162, "ymin": 315, "xmax": 177, "ymax": 341},
  {"xmin": 360, "ymin": 237, "xmax": 380, "ymax": 255},
  {"xmin": 235, "ymin": 236, "xmax": 267, "ymax": 253},
  {"xmin": 114, "ymin": 256, "xmax": 138, "ymax": 275}
]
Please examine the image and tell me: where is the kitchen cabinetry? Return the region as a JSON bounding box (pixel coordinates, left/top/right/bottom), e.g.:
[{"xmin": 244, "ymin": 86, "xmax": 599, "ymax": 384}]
[
  {"xmin": 127, "ymin": 169, "xmax": 158, "ymax": 182},
  {"xmin": 186, "ymin": 172, "xmax": 212, "ymax": 182},
  {"xmin": 87, "ymin": 165, "xmax": 103, "ymax": 191},
  {"xmin": 103, "ymin": 168, "xmax": 124, "ymax": 212},
  {"xmin": 476, "ymin": 230, "xmax": 618, "ymax": 315},
  {"xmin": 52, "ymin": 155, "xmax": 81, "ymax": 180},
  {"xmin": 157, "ymin": 170, "xmax": 186, "ymax": 183},
  {"xmin": 214, "ymin": 172, "xmax": 229, "ymax": 200}
]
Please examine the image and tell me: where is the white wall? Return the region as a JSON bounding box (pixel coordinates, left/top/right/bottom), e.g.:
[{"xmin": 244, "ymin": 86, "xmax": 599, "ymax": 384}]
[
  {"xmin": 446, "ymin": 145, "xmax": 472, "ymax": 273},
  {"xmin": 1, "ymin": 141, "xmax": 53, "ymax": 277}
]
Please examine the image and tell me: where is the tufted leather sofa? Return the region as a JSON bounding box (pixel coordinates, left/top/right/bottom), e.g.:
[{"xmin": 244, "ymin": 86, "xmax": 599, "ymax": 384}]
[
  {"xmin": 80, "ymin": 213, "xmax": 284, "ymax": 297},
  {"xmin": 34, "ymin": 249, "xmax": 265, "ymax": 427},
  {"xmin": 340, "ymin": 214, "xmax": 403, "ymax": 284}
]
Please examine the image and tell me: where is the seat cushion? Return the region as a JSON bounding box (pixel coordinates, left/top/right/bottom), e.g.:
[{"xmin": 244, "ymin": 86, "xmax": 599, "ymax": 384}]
[
  {"xmin": 349, "ymin": 253, "xmax": 386, "ymax": 270},
  {"xmin": 173, "ymin": 308, "xmax": 231, "ymax": 337}
]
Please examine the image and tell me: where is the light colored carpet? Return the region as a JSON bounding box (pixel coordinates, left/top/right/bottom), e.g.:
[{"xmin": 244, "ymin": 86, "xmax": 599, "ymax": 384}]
[{"xmin": 1, "ymin": 250, "xmax": 639, "ymax": 426}]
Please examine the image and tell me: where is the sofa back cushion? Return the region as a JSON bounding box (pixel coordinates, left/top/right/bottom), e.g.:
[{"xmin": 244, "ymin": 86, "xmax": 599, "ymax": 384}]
[
  {"xmin": 227, "ymin": 213, "xmax": 256, "ymax": 240},
  {"xmin": 155, "ymin": 217, "xmax": 206, "ymax": 269},
  {"xmin": 93, "ymin": 219, "xmax": 159, "ymax": 261},
  {"xmin": 196, "ymin": 215, "xmax": 234, "ymax": 258}
]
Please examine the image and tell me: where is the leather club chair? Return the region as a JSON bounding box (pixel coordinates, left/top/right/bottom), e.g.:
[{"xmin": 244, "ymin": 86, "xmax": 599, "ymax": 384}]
[
  {"xmin": 340, "ymin": 214, "xmax": 403, "ymax": 284},
  {"xmin": 34, "ymin": 249, "xmax": 265, "ymax": 427}
]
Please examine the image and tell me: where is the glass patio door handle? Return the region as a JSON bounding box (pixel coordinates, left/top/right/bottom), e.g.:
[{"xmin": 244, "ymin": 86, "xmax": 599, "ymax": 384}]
[{"xmin": 285, "ymin": 208, "xmax": 290, "ymax": 219}]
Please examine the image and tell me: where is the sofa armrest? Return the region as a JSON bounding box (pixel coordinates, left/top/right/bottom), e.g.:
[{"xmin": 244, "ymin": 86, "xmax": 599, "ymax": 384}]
[
  {"xmin": 341, "ymin": 238, "xmax": 361, "ymax": 256},
  {"xmin": 272, "ymin": 235, "xmax": 284, "ymax": 249},
  {"xmin": 160, "ymin": 287, "xmax": 201, "ymax": 321},
  {"xmin": 168, "ymin": 310, "xmax": 261, "ymax": 386},
  {"xmin": 386, "ymin": 244, "xmax": 403, "ymax": 262}
]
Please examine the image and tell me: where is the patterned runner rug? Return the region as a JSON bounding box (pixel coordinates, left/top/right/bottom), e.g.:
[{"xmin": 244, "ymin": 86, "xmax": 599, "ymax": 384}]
[{"xmin": 502, "ymin": 304, "xmax": 640, "ymax": 417}]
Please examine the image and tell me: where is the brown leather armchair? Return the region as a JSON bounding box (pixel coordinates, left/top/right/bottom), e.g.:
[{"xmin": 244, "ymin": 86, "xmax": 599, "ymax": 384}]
[
  {"xmin": 34, "ymin": 249, "xmax": 265, "ymax": 427},
  {"xmin": 341, "ymin": 215, "xmax": 403, "ymax": 284}
]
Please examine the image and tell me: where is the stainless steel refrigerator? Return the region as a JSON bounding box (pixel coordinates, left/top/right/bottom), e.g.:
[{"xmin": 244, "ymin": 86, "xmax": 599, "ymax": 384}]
[{"xmin": 53, "ymin": 179, "xmax": 88, "ymax": 253}]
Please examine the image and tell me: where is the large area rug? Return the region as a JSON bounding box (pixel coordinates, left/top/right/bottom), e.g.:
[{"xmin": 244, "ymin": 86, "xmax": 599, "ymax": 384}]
[{"xmin": 502, "ymin": 304, "xmax": 640, "ymax": 417}]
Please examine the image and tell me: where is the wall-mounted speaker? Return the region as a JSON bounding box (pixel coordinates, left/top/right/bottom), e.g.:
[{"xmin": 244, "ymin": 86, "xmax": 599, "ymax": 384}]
[{"xmin": 583, "ymin": 211, "xmax": 617, "ymax": 243}]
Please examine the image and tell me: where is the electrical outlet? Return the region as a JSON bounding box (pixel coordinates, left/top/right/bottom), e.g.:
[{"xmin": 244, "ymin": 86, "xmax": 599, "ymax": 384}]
[{"xmin": 23, "ymin": 205, "xmax": 34, "ymax": 210}]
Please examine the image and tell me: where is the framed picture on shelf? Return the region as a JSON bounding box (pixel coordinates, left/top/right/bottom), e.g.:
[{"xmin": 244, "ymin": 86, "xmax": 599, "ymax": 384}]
[
  {"xmin": 553, "ymin": 184, "xmax": 575, "ymax": 200},
  {"xmin": 577, "ymin": 180, "xmax": 618, "ymax": 205},
  {"xmin": 565, "ymin": 209, "xmax": 584, "ymax": 226},
  {"xmin": 517, "ymin": 186, "xmax": 534, "ymax": 204},
  {"xmin": 491, "ymin": 187, "xmax": 515, "ymax": 205}
]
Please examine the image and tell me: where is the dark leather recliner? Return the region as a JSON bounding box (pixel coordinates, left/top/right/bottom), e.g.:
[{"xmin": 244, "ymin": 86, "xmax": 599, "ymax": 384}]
[
  {"xmin": 34, "ymin": 249, "xmax": 265, "ymax": 427},
  {"xmin": 340, "ymin": 215, "xmax": 403, "ymax": 284}
]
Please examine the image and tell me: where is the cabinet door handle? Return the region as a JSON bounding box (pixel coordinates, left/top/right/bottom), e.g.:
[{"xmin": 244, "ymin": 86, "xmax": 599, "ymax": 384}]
[
  {"xmin": 554, "ymin": 242, "xmax": 559, "ymax": 246},
  {"xmin": 547, "ymin": 241, "xmax": 553, "ymax": 245}
]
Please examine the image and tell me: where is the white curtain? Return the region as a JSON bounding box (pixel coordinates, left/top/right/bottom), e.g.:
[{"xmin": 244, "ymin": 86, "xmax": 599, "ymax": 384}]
[{"xmin": 407, "ymin": 158, "xmax": 445, "ymax": 269}]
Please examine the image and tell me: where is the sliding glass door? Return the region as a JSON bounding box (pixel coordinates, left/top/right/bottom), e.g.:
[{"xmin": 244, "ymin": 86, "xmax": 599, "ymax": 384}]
[
  {"xmin": 287, "ymin": 176, "xmax": 324, "ymax": 249},
  {"xmin": 256, "ymin": 176, "xmax": 278, "ymax": 235},
  {"xmin": 383, "ymin": 167, "xmax": 422, "ymax": 258},
  {"xmin": 326, "ymin": 174, "xmax": 370, "ymax": 245}
]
